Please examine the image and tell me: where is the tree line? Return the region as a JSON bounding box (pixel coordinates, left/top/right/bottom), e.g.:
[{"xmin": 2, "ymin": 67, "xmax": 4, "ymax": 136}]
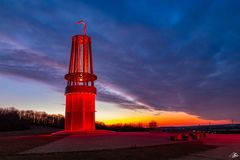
[
  {"xmin": 0, "ymin": 107, "xmax": 157, "ymax": 132},
  {"xmin": 95, "ymin": 121, "xmax": 149, "ymax": 132},
  {"xmin": 0, "ymin": 107, "xmax": 64, "ymax": 131}
]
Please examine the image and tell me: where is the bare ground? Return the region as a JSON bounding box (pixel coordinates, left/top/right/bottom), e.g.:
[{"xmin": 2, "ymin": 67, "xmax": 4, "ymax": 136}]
[
  {"xmin": 0, "ymin": 135, "xmax": 66, "ymax": 156},
  {"xmin": 0, "ymin": 126, "xmax": 61, "ymax": 137},
  {"xmin": 0, "ymin": 128, "xmax": 223, "ymax": 160},
  {"xmin": 0, "ymin": 141, "xmax": 217, "ymax": 160}
]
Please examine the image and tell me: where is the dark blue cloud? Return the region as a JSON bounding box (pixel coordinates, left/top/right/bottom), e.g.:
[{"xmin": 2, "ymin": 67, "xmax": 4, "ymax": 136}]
[{"xmin": 0, "ymin": 0, "xmax": 240, "ymax": 120}]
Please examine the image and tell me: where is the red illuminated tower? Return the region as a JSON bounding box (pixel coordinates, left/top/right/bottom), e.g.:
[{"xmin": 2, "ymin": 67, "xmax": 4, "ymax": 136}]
[{"xmin": 64, "ymin": 20, "xmax": 97, "ymax": 131}]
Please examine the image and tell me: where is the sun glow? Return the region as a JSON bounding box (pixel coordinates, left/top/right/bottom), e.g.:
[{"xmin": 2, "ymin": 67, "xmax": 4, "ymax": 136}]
[{"xmin": 96, "ymin": 101, "xmax": 230, "ymax": 126}]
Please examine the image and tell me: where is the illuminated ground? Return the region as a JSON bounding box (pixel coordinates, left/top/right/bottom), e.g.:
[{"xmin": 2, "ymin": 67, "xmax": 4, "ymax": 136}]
[
  {"xmin": 22, "ymin": 131, "xmax": 177, "ymax": 153},
  {"xmin": 0, "ymin": 127, "xmax": 239, "ymax": 160},
  {"xmin": 173, "ymin": 134, "xmax": 240, "ymax": 160}
]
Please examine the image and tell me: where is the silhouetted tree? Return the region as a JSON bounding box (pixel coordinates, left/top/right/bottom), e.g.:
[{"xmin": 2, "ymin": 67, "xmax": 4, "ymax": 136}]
[
  {"xmin": 149, "ymin": 121, "xmax": 157, "ymax": 130},
  {"xmin": 0, "ymin": 107, "xmax": 64, "ymax": 131},
  {"xmin": 1, "ymin": 107, "xmax": 148, "ymax": 132},
  {"xmin": 96, "ymin": 122, "xmax": 148, "ymax": 132},
  {"xmin": 0, "ymin": 107, "xmax": 29, "ymax": 131}
]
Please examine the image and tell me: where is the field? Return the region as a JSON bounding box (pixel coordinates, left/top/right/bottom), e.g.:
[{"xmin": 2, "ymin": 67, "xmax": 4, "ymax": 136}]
[{"xmin": 0, "ymin": 127, "xmax": 239, "ymax": 160}]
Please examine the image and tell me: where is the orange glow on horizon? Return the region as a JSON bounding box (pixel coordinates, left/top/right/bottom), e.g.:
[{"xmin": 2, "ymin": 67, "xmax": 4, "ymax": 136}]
[
  {"xmin": 96, "ymin": 104, "xmax": 230, "ymax": 127},
  {"xmin": 99, "ymin": 114, "xmax": 230, "ymax": 127}
]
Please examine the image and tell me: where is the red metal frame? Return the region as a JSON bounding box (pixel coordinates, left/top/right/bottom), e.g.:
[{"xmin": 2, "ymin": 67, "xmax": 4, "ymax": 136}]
[{"xmin": 64, "ymin": 21, "xmax": 97, "ymax": 131}]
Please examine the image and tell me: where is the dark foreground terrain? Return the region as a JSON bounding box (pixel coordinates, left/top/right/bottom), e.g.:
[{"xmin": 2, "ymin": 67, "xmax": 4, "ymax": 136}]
[
  {"xmin": 0, "ymin": 140, "xmax": 216, "ymax": 160},
  {"xmin": 0, "ymin": 127, "xmax": 218, "ymax": 160}
]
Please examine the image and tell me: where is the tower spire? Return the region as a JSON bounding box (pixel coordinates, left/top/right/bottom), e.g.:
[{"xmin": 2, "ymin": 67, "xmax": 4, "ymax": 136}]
[{"xmin": 76, "ymin": 20, "xmax": 87, "ymax": 35}]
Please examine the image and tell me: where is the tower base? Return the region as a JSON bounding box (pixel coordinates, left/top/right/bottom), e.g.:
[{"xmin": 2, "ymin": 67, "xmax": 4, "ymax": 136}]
[{"xmin": 65, "ymin": 92, "xmax": 95, "ymax": 131}]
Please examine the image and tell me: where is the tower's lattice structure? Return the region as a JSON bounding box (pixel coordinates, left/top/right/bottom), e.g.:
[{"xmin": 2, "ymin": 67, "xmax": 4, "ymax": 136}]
[{"xmin": 64, "ymin": 20, "xmax": 97, "ymax": 131}]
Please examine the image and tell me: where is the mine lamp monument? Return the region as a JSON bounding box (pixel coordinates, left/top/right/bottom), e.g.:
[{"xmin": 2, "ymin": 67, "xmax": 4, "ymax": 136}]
[{"xmin": 64, "ymin": 20, "xmax": 97, "ymax": 131}]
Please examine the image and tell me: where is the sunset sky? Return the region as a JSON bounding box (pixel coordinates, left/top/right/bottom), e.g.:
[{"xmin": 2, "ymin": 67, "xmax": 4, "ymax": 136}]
[{"xmin": 0, "ymin": 0, "xmax": 239, "ymax": 126}]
